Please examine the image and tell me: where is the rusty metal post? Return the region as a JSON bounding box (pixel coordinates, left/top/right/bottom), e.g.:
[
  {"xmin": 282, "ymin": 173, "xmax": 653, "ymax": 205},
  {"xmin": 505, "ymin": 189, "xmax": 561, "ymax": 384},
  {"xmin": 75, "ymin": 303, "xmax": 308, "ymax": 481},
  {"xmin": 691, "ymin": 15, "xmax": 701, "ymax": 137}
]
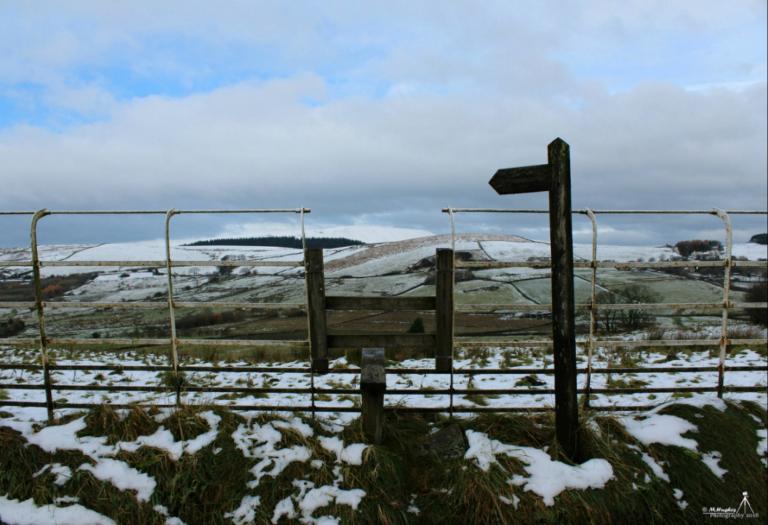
[
  {"xmin": 164, "ymin": 209, "xmax": 181, "ymax": 405},
  {"xmin": 714, "ymin": 209, "xmax": 732, "ymax": 398},
  {"xmin": 305, "ymin": 248, "xmax": 328, "ymax": 373},
  {"xmin": 30, "ymin": 209, "xmax": 54, "ymax": 422},
  {"xmin": 583, "ymin": 209, "xmax": 598, "ymax": 409},
  {"xmin": 361, "ymin": 347, "xmax": 385, "ymax": 443}
]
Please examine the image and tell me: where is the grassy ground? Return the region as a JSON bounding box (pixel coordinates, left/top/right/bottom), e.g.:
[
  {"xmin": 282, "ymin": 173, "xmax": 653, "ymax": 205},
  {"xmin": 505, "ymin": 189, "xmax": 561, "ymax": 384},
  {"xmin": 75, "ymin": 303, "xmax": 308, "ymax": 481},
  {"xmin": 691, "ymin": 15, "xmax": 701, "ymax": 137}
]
[{"xmin": 0, "ymin": 399, "xmax": 765, "ymax": 524}]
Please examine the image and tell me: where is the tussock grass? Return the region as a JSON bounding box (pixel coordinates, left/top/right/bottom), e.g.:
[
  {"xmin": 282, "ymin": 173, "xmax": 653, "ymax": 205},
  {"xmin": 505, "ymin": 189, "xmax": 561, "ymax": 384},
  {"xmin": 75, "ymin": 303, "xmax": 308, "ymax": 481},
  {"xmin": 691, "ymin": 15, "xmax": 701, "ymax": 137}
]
[{"xmin": 0, "ymin": 400, "xmax": 765, "ymax": 524}]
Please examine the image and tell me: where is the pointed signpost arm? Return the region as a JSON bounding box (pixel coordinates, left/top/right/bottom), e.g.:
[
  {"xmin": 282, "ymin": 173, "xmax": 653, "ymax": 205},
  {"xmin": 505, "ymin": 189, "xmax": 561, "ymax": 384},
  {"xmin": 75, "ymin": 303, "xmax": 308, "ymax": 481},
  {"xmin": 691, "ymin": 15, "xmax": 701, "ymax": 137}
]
[{"xmin": 488, "ymin": 137, "xmax": 580, "ymax": 460}]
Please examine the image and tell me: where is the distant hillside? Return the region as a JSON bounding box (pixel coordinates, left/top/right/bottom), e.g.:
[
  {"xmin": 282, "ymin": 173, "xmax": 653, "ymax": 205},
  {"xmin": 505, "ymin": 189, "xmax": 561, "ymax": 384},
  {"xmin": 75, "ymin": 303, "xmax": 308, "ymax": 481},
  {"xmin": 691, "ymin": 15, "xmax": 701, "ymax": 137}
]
[
  {"xmin": 184, "ymin": 235, "xmax": 365, "ymax": 249},
  {"xmin": 749, "ymin": 233, "xmax": 767, "ymax": 245}
]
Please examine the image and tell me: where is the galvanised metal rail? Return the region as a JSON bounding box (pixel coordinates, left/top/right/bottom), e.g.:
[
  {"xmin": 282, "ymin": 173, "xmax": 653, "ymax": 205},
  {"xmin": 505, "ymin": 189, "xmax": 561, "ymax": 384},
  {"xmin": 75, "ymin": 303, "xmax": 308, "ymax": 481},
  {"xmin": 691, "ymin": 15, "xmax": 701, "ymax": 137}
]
[
  {"xmin": 0, "ymin": 208, "xmax": 336, "ymax": 420},
  {"xmin": 0, "ymin": 207, "xmax": 766, "ymax": 420},
  {"xmin": 444, "ymin": 208, "xmax": 768, "ymax": 410}
]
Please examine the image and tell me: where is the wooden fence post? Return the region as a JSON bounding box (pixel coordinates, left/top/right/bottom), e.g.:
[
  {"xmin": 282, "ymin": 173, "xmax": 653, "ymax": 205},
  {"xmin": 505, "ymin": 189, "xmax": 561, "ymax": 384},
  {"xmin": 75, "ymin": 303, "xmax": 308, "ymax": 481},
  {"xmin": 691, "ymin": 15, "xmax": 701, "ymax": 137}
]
[
  {"xmin": 435, "ymin": 249, "xmax": 454, "ymax": 372},
  {"xmin": 489, "ymin": 138, "xmax": 580, "ymax": 460},
  {"xmin": 361, "ymin": 347, "xmax": 386, "ymax": 444},
  {"xmin": 547, "ymin": 139, "xmax": 579, "ymax": 460},
  {"xmin": 305, "ymin": 248, "xmax": 328, "ymax": 373}
]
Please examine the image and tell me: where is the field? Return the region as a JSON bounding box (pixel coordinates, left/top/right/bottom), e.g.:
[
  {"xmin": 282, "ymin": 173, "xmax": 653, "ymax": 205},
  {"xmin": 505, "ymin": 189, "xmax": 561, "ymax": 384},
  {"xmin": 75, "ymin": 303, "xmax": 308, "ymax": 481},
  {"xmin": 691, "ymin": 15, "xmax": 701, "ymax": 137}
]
[{"xmin": 0, "ymin": 234, "xmax": 766, "ymax": 523}]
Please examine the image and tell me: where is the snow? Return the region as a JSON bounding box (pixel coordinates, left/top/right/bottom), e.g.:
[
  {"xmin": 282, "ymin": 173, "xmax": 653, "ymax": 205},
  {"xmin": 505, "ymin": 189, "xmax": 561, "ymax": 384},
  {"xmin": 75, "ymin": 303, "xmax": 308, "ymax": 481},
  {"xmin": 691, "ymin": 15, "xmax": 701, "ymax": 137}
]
[
  {"xmin": 638, "ymin": 452, "xmax": 670, "ymax": 483},
  {"xmin": 78, "ymin": 458, "xmax": 156, "ymax": 502},
  {"xmin": 464, "ymin": 430, "xmax": 614, "ymax": 506},
  {"xmin": 273, "ymin": 417, "xmax": 314, "ymax": 438},
  {"xmin": 732, "ymin": 243, "xmax": 767, "ymax": 260},
  {"xmin": 293, "ymin": 480, "xmax": 365, "ymax": 523},
  {"xmin": 672, "ymin": 488, "xmax": 688, "ymax": 510},
  {"xmin": 119, "ymin": 428, "xmax": 184, "ymax": 460},
  {"xmin": 620, "ymin": 414, "xmax": 699, "ymax": 451},
  {"xmin": 499, "ymin": 494, "xmax": 520, "ymax": 509},
  {"xmin": 25, "ymin": 417, "xmax": 112, "ymax": 459},
  {"xmin": 183, "ymin": 411, "xmax": 221, "ymax": 454},
  {"xmin": 33, "ymin": 463, "xmax": 72, "ymax": 486},
  {"xmin": 232, "ymin": 420, "xmax": 312, "ymax": 490},
  {"xmin": 0, "ymin": 496, "xmax": 116, "ymax": 525},
  {"xmin": 271, "ymin": 497, "xmax": 297, "ymax": 523},
  {"xmin": 756, "ymin": 429, "xmax": 767, "ymax": 468},
  {"xmin": 701, "ymin": 451, "xmax": 727, "ymax": 479},
  {"xmin": 225, "ymin": 495, "xmax": 261, "ymax": 525},
  {"xmin": 318, "ymin": 436, "xmax": 368, "ymax": 466},
  {"xmin": 153, "ymin": 504, "xmax": 187, "ymax": 525}
]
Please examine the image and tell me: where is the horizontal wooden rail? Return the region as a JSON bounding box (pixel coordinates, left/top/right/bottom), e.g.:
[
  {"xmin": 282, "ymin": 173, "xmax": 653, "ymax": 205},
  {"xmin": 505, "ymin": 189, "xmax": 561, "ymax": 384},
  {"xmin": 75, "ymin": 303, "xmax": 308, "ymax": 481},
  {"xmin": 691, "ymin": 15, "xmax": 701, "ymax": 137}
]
[
  {"xmin": 327, "ymin": 334, "xmax": 435, "ymax": 349},
  {"xmin": 325, "ymin": 296, "xmax": 436, "ymax": 311}
]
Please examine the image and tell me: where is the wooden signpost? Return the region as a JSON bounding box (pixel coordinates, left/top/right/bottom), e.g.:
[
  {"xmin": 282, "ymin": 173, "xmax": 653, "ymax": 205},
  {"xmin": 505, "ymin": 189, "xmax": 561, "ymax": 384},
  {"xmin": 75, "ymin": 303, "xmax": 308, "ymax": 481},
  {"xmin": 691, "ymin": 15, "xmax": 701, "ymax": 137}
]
[{"xmin": 489, "ymin": 138, "xmax": 580, "ymax": 459}]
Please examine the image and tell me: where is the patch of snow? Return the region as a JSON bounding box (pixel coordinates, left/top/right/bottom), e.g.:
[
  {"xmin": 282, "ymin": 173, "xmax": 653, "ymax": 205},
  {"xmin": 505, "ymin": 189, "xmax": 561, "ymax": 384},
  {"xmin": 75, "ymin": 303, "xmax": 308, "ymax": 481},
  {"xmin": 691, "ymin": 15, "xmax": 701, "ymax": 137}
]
[
  {"xmin": 273, "ymin": 417, "xmax": 314, "ymax": 438},
  {"xmin": 701, "ymin": 451, "xmax": 728, "ymax": 479},
  {"xmin": 153, "ymin": 505, "xmax": 187, "ymax": 525},
  {"xmin": 756, "ymin": 429, "xmax": 767, "ymax": 468},
  {"xmin": 673, "ymin": 488, "xmax": 688, "ymax": 510},
  {"xmin": 640, "ymin": 452, "xmax": 670, "ymax": 483},
  {"xmin": 33, "ymin": 463, "xmax": 72, "ymax": 486},
  {"xmin": 318, "ymin": 436, "xmax": 368, "ymax": 466},
  {"xmin": 25, "ymin": 417, "xmax": 112, "ymax": 459},
  {"xmin": 232, "ymin": 420, "xmax": 312, "ymax": 489},
  {"xmin": 498, "ymin": 495, "xmax": 520, "ymax": 509},
  {"xmin": 54, "ymin": 496, "xmax": 79, "ymax": 505},
  {"xmin": 119, "ymin": 428, "xmax": 184, "ymax": 460},
  {"xmin": 271, "ymin": 496, "xmax": 297, "ymax": 524},
  {"xmin": 225, "ymin": 495, "xmax": 261, "ymax": 525},
  {"xmin": 183, "ymin": 411, "xmax": 221, "ymax": 455},
  {"xmin": 0, "ymin": 495, "xmax": 116, "ymax": 525},
  {"xmin": 464, "ymin": 430, "xmax": 614, "ymax": 506},
  {"xmin": 294, "ymin": 481, "xmax": 365, "ymax": 522},
  {"xmin": 620, "ymin": 414, "xmax": 698, "ymax": 451},
  {"xmin": 78, "ymin": 458, "xmax": 156, "ymax": 502}
]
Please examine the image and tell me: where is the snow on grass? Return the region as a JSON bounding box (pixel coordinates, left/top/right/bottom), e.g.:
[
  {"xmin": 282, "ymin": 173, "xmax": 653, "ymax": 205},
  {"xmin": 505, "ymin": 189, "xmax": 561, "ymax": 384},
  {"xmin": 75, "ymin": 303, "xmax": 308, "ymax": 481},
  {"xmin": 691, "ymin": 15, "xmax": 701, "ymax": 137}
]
[
  {"xmin": 672, "ymin": 488, "xmax": 688, "ymax": 510},
  {"xmin": 33, "ymin": 463, "xmax": 72, "ymax": 486},
  {"xmin": 119, "ymin": 428, "xmax": 184, "ymax": 460},
  {"xmin": 756, "ymin": 429, "xmax": 767, "ymax": 468},
  {"xmin": 701, "ymin": 451, "xmax": 728, "ymax": 479},
  {"xmin": 0, "ymin": 495, "xmax": 117, "ymax": 525},
  {"xmin": 640, "ymin": 452, "xmax": 670, "ymax": 483},
  {"xmin": 25, "ymin": 417, "xmax": 112, "ymax": 460},
  {"xmin": 231, "ymin": 419, "xmax": 312, "ymax": 490},
  {"xmin": 78, "ymin": 458, "xmax": 156, "ymax": 502},
  {"xmin": 292, "ymin": 479, "xmax": 365, "ymax": 525},
  {"xmin": 153, "ymin": 504, "xmax": 187, "ymax": 525},
  {"xmin": 182, "ymin": 411, "xmax": 221, "ymax": 455},
  {"xmin": 620, "ymin": 414, "xmax": 698, "ymax": 451},
  {"xmin": 498, "ymin": 494, "xmax": 520, "ymax": 509},
  {"xmin": 271, "ymin": 496, "xmax": 297, "ymax": 524},
  {"xmin": 318, "ymin": 436, "xmax": 368, "ymax": 466},
  {"xmin": 272, "ymin": 417, "xmax": 314, "ymax": 438},
  {"xmin": 464, "ymin": 430, "xmax": 614, "ymax": 506},
  {"xmin": 225, "ymin": 495, "xmax": 261, "ymax": 525}
]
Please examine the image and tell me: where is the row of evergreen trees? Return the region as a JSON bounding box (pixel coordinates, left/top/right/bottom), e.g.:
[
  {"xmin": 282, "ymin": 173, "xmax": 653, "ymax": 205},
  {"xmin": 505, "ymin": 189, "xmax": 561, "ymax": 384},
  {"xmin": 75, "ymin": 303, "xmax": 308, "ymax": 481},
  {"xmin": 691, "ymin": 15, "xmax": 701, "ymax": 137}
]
[{"xmin": 186, "ymin": 235, "xmax": 364, "ymax": 249}]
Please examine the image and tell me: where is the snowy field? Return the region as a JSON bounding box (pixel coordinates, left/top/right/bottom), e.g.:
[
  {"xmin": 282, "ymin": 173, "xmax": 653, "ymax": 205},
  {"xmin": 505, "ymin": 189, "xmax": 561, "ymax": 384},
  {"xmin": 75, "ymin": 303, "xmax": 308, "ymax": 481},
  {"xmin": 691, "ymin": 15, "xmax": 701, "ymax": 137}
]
[{"xmin": 1, "ymin": 340, "xmax": 765, "ymax": 424}]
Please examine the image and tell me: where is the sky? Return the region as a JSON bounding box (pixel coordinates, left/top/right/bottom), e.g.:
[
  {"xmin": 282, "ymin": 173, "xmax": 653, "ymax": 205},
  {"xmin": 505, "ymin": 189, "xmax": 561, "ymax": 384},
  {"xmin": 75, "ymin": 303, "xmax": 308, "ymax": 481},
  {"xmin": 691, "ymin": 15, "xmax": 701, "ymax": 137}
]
[{"xmin": 0, "ymin": 1, "xmax": 766, "ymax": 247}]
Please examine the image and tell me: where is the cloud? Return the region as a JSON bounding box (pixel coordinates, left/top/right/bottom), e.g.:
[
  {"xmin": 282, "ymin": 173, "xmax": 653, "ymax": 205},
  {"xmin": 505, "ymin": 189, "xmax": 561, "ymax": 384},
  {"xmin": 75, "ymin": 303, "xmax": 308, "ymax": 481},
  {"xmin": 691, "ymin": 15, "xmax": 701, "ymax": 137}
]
[{"xmin": 0, "ymin": 1, "xmax": 764, "ymax": 246}]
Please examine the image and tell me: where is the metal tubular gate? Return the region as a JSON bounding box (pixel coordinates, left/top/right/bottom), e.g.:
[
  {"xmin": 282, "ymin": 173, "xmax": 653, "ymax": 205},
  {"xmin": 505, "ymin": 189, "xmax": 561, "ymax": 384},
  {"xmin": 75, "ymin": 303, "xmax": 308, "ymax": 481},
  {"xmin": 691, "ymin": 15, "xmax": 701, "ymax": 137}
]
[
  {"xmin": 0, "ymin": 208, "xmax": 766, "ymax": 420},
  {"xmin": 0, "ymin": 208, "xmax": 369, "ymax": 419},
  {"xmin": 443, "ymin": 208, "xmax": 768, "ymax": 410}
]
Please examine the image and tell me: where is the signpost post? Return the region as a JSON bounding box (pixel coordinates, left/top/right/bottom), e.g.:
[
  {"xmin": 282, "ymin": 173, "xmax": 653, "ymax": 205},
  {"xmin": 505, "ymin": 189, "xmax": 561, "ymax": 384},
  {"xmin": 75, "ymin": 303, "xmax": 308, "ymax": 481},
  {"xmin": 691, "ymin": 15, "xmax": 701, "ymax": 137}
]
[{"xmin": 489, "ymin": 138, "xmax": 580, "ymax": 460}]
